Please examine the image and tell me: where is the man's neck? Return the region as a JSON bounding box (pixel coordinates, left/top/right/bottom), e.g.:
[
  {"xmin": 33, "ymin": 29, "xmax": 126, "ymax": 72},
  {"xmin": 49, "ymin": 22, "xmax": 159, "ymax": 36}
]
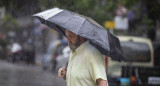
[
  {"xmin": 72, "ymin": 40, "xmax": 88, "ymax": 53},
  {"xmin": 79, "ymin": 39, "xmax": 87, "ymax": 45}
]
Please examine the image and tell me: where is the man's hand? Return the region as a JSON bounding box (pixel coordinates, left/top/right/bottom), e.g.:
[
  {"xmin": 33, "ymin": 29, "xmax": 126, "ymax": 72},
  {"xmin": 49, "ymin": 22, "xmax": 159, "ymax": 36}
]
[{"xmin": 58, "ymin": 66, "xmax": 67, "ymax": 80}]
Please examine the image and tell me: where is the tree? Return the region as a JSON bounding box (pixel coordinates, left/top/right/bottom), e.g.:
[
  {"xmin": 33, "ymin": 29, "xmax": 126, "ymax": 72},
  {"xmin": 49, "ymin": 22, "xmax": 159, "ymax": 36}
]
[{"xmin": 2, "ymin": 14, "xmax": 18, "ymax": 31}]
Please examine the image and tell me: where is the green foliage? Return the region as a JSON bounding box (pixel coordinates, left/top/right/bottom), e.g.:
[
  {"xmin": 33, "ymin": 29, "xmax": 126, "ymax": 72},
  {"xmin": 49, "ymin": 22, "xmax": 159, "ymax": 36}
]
[
  {"xmin": 145, "ymin": 0, "xmax": 160, "ymax": 20},
  {"xmin": 2, "ymin": 14, "xmax": 18, "ymax": 32},
  {"xmin": 0, "ymin": 0, "xmax": 13, "ymax": 9},
  {"xmin": 38, "ymin": 0, "xmax": 143, "ymax": 26},
  {"xmin": 142, "ymin": 15, "xmax": 154, "ymax": 33},
  {"xmin": 39, "ymin": 0, "xmax": 105, "ymax": 24},
  {"xmin": 119, "ymin": 0, "xmax": 139, "ymax": 9},
  {"xmin": 38, "ymin": 0, "xmax": 158, "ymax": 36}
]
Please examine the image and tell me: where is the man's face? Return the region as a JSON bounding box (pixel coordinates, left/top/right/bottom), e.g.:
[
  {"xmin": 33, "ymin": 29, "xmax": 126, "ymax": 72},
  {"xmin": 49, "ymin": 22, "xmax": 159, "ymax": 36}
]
[{"xmin": 66, "ymin": 30, "xmax": 80, "ymax": 51}]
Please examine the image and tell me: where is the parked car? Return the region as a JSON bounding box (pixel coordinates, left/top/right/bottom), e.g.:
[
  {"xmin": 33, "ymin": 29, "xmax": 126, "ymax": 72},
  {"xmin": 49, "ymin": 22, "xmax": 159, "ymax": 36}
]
[
  {"xmin": 106, "ymin": 36, "xmax": 158, "ymax": 86},
  {"xmin": 7, "ymin": 42, "xmax": 35, "ymax": 64},
  {"xmin": 7, "ymin": 49, "xmax": 35, "ymax": 64}
]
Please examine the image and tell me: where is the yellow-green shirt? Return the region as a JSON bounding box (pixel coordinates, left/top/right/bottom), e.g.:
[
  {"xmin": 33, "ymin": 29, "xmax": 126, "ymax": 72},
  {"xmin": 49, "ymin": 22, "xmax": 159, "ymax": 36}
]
[{"xmin": 66, "ymin": 41, "xmax": 108, "ymax": 86}]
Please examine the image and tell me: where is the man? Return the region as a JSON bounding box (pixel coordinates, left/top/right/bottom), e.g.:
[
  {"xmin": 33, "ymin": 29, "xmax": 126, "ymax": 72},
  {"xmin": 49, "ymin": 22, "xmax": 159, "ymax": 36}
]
[{"xmin": 58, "ymin": 30, "xmax": 108, "ymax": 86}]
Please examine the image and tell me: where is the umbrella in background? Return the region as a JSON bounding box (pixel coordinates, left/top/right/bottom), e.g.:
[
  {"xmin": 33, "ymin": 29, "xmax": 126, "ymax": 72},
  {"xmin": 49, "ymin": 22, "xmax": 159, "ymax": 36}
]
[{"xmin": 33, "ymin": 7, "xmax": 126, "ymax": 61}]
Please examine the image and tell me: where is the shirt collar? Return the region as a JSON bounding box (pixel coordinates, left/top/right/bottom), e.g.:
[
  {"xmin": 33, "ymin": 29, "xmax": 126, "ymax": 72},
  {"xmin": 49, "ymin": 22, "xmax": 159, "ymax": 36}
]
[{"xmin": 71, "ymin": 41, "xmax": 89, "ymax": 55}]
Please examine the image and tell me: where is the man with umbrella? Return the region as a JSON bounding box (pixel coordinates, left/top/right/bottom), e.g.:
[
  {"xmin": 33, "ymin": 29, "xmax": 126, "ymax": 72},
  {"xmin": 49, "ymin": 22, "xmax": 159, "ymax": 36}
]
[
  {"xmin": 58, "ymin": 29, "xmax": 108, "ymax": 86},
  {"xmin": 34, "ymin": 7, "xmax": 125, "ymax": 86}
]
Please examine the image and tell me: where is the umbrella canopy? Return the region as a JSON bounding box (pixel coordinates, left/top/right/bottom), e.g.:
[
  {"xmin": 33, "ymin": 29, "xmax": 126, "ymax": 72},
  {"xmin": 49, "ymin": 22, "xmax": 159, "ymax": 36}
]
[{"xmin": 33, "ymin": 7, "xmax": 126, "ymax": 61}]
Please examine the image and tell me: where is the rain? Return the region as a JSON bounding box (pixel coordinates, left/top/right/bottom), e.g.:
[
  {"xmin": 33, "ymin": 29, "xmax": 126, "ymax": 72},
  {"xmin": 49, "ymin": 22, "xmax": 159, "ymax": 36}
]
[{"xmin": 0, "ymin": 0, "xmax": 160, "ymax": 86}]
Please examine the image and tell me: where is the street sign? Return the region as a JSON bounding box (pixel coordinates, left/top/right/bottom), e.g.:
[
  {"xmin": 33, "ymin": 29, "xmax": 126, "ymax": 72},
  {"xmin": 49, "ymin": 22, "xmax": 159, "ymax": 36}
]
[
  {"xmin": 114, "ymin": 16, "xmax": 128, "ymax": 30},
  {"xmin": 105, "ymin": 21, "xmax": 115, "ymax": 29}
]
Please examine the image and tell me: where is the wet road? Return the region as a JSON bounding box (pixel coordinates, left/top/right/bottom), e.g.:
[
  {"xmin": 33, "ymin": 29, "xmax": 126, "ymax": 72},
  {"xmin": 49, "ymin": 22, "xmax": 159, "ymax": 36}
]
[{"xmin": 0, "ymin": 60, "xmax": 66, "ymax": 86}]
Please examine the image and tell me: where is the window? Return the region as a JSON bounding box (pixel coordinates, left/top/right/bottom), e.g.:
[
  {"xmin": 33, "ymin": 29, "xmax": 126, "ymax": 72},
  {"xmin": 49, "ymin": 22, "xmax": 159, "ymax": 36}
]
[{"xmin": 120, "ymin": 42, "xmax": 151, "ymax": 62}]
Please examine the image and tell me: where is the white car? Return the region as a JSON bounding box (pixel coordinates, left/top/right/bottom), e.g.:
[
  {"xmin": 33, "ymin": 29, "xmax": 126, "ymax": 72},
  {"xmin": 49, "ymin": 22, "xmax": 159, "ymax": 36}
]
[{"xmin": 107, "ymin": 36, "xmax": 154, "ymax": 86}]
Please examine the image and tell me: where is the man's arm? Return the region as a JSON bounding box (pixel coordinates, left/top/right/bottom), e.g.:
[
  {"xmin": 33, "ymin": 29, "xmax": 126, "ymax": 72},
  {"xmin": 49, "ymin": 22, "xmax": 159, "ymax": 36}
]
[{"xmin": 96, "ymin": 78, "xmax": 107, "ymax": 86}]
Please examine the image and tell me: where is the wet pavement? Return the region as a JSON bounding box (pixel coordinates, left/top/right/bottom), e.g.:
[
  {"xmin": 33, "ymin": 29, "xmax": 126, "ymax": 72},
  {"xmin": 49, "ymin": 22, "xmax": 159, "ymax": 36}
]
[{"xmin": 0, "ymin": 60, "xmax": 66, "ymax": 86}]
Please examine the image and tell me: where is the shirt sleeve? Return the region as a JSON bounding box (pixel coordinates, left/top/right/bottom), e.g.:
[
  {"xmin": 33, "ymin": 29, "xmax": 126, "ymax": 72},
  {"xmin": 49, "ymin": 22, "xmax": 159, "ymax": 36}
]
[{"xmin": 89, "ymin": 50, "xmax": 107, "ymax": 83}]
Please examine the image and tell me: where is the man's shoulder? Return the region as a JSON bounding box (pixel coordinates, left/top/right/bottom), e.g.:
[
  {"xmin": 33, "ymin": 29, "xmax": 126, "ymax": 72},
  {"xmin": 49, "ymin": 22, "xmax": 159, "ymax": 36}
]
[
  {"xmin": 85, "ymin": 44, "xmax": 101, "ymax": 56},
  {"xmin": 85, "ymin": 44, "xmax": 105, "ymax": 64}
]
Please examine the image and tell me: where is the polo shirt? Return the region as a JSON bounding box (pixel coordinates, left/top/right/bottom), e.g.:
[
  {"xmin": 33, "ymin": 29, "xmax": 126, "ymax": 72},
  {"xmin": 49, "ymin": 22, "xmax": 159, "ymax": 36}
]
[{"xmin": 66, "ymin": 41, "xmax": 108, "ymax": 86}]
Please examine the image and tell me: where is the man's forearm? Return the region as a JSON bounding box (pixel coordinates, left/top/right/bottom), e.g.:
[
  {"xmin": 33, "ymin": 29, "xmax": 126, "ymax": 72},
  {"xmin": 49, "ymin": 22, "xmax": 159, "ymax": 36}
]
[{"xmin": 97, "ymin": 79, "xmax": 107, "ymax": 86}]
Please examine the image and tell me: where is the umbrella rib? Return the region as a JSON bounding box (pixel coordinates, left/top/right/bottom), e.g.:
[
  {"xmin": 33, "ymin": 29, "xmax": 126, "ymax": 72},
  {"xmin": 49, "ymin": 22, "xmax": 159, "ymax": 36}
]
[
  {"xmin": 76, "ymin": 18, "xmax": 86, "ymax": 35},
  {"xmin": 62, "ymin": 16, "xmax": 73, "ymax": 28}
]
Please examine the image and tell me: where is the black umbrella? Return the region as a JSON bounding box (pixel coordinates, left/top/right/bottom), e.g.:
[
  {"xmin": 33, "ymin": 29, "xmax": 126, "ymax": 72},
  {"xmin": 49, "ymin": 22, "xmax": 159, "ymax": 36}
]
[{"xmin": 33, "ymin": 7, "xmax": 126, "ymax": 61}]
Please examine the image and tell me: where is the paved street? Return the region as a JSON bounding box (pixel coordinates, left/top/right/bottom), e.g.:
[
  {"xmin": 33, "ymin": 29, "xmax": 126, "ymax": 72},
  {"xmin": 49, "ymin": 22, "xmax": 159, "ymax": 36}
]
[{"xmin": 0, "ymin": 60, "xmax": 66, "ymax": 86}]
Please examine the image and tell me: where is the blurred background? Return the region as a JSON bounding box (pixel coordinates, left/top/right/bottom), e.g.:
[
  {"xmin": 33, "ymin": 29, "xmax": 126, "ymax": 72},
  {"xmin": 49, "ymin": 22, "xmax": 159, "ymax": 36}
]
[{"xmin": 0, "ymin": 0, "xmax": 160, "ymax": 86}]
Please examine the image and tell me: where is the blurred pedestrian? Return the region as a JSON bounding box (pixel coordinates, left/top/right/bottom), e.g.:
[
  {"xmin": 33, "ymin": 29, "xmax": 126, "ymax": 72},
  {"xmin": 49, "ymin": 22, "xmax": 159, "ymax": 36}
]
[{"xmin": 58, "ymin": 30, "xmax": 108, "ymax": 86}]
